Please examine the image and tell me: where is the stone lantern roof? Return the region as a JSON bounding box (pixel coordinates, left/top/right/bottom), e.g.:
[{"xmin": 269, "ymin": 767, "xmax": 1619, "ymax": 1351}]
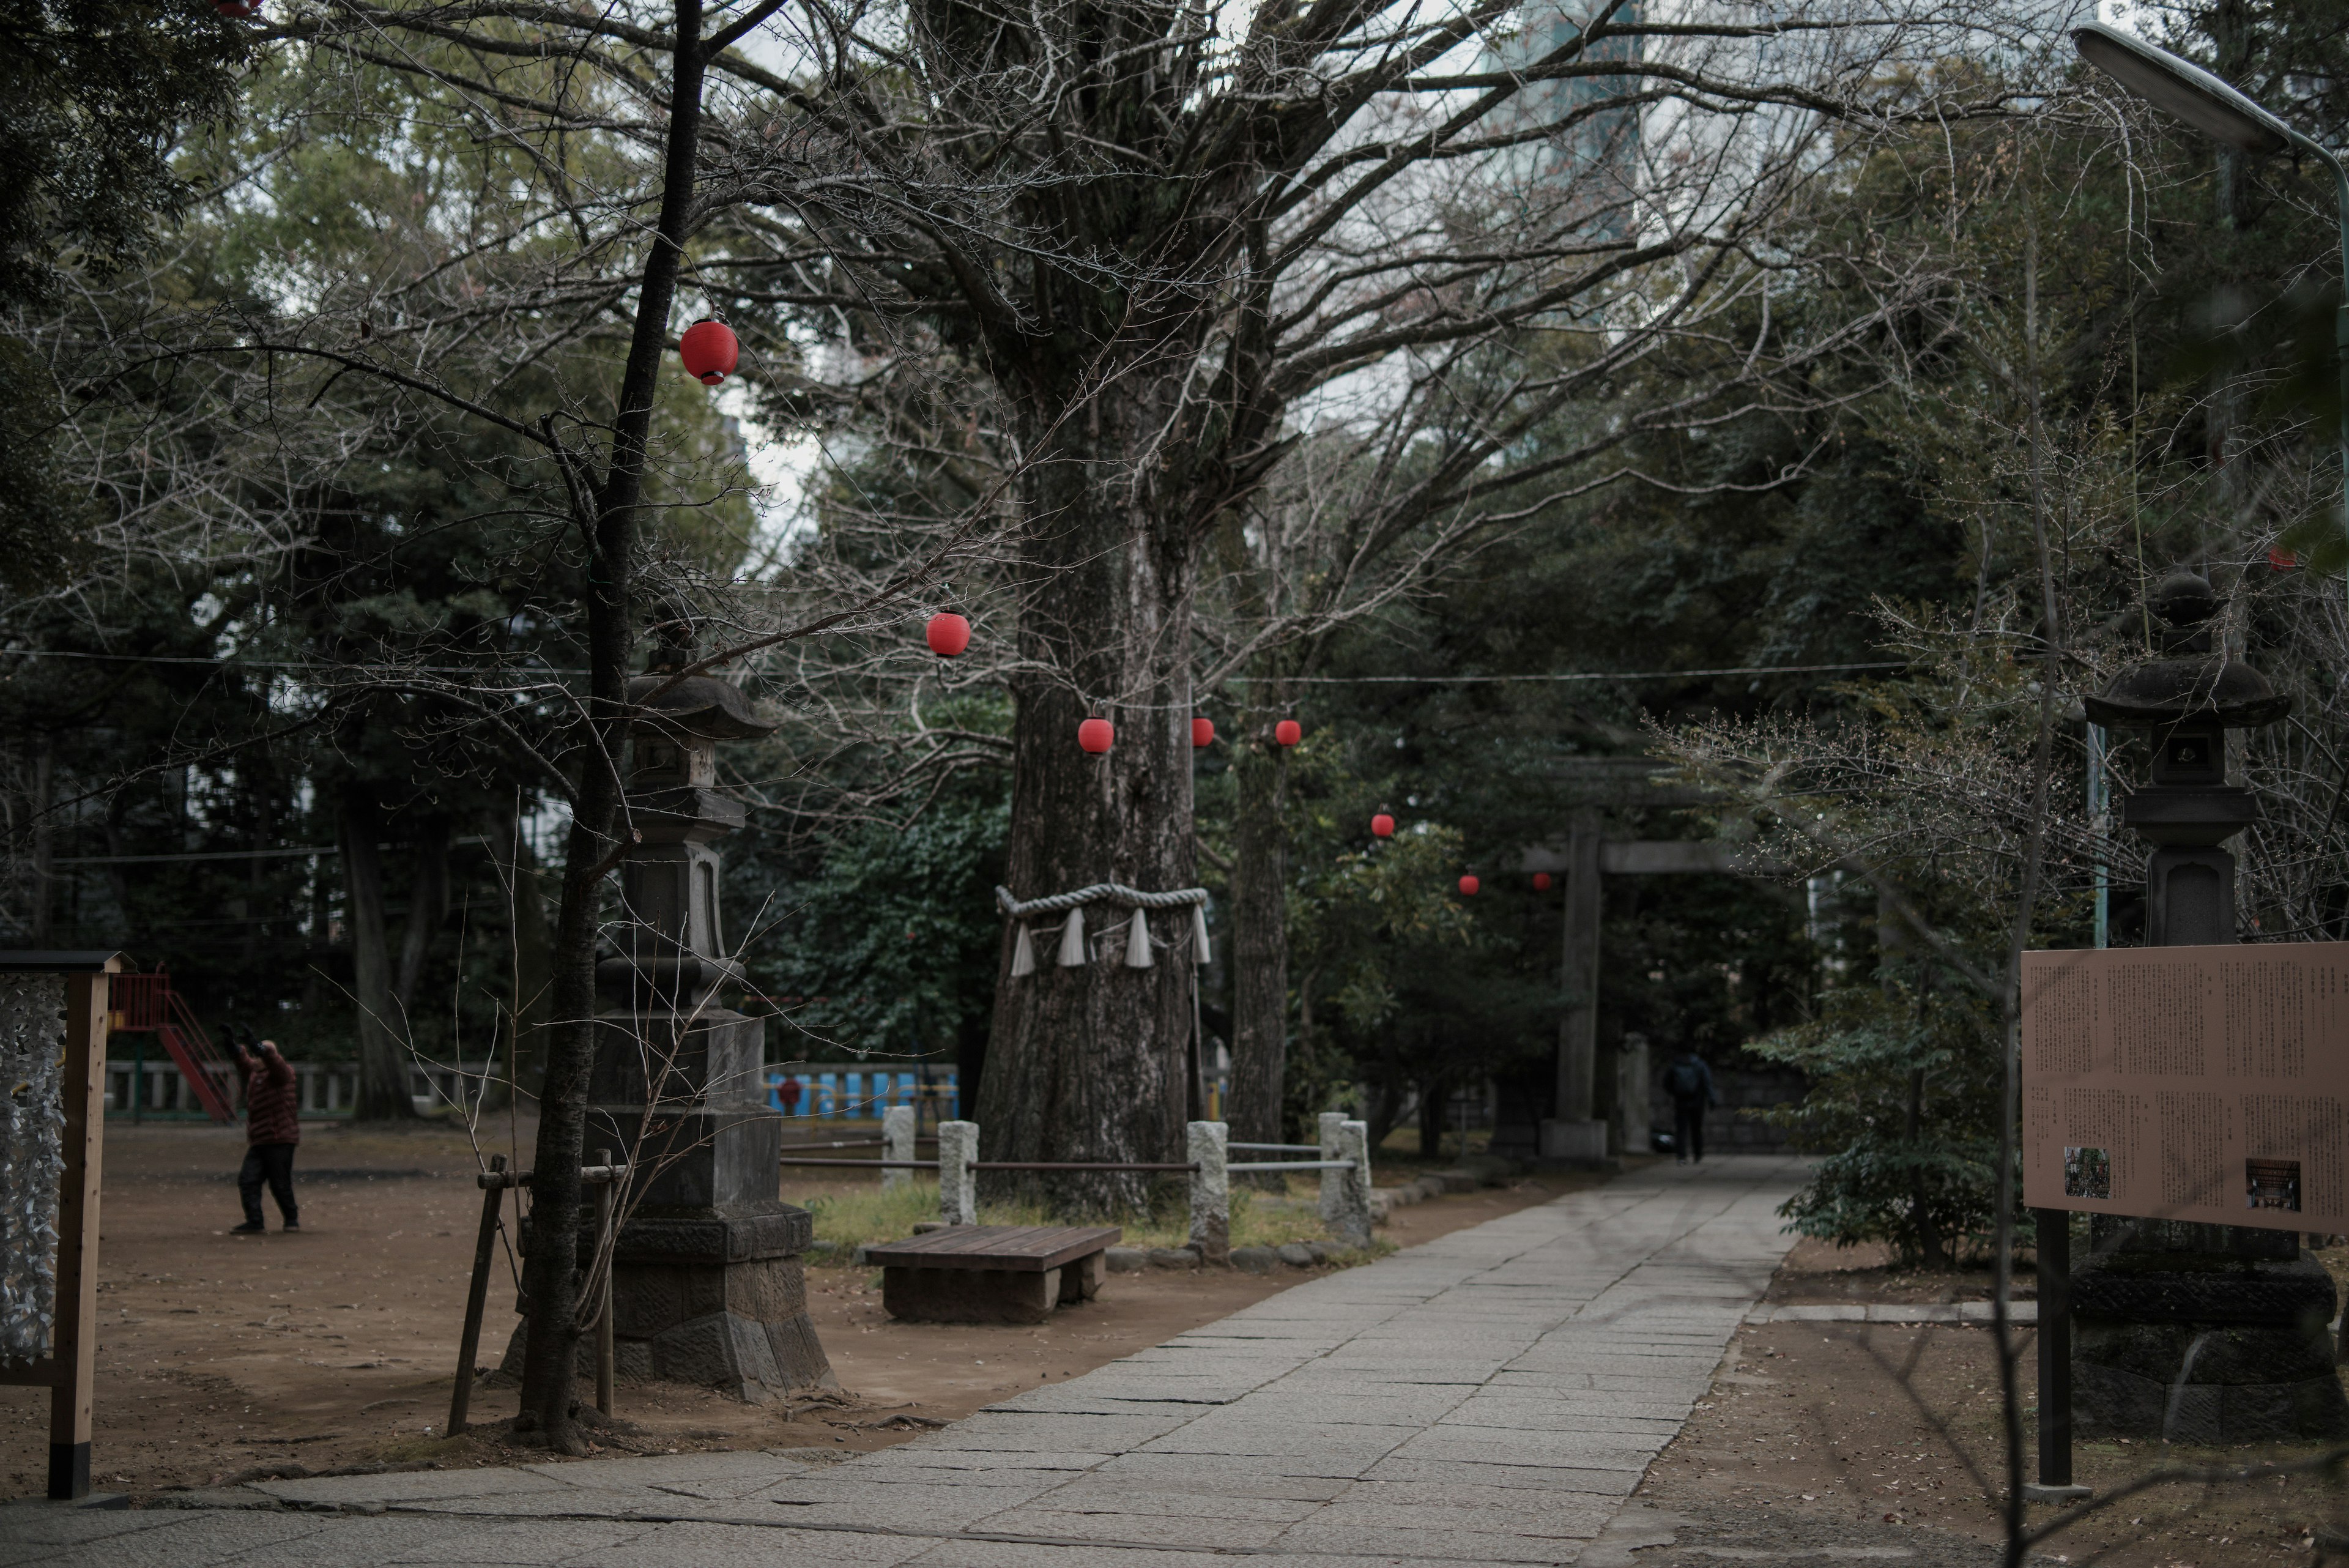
[
  {"xmin": 2082, "ymin": 570, "xmax": 2289, "ymax": 730},
  {"xmin": 625, "ymin": 670, "xmax": 777, "ymax": 741}
]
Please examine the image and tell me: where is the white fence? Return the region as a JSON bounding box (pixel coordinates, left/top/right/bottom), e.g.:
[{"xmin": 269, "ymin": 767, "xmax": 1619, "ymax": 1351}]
[{"xmin": 104, "ymin": 1057, "xmax": 496, "ymax": 1119}]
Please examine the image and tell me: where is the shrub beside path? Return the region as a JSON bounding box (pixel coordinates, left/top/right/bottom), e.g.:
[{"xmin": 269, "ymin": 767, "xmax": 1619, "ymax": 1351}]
[{"xmin": 6, "ymin": 1156, "xmax": 1866, "ymax": 1566}]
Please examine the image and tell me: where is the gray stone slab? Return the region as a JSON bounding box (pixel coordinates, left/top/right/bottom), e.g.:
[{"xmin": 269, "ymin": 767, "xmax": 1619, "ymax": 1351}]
[
  {"xmin": 1272, "ymin": 1521, "xmax": 1589, "ymax": 1563},
  {"xmin": 520, "ymin": 1451, "xmax": 811, "ymax": 1488},
  {"xmin": 1078, "ymin": 1452, "xmax": 1357, "ymax": 1496},
  {"xmin": 0, "ymin": 1505, "xmax": 191, "ymax": 1549},
  {"xmin": 1357, "ymin": 1454, "xmax": 1654, "ymax": 1493},
  {"xmin": 168, "ymin": 1512, "xmax": 655, "ymax": 1567},
  {"xmin": 1016, "ymin": 1478, "xmax": 1321, "ymax": 1521},
  {"xmin": 255, "ymin": 1468, "xmax": 579, "ymax": 1505},
  {"xmin": 1433, "ymin": 1399, "xmax": 1685, "ymax": 1435},
  {"xmin": 900, "ymin": 1541, "xmax": 1414, "ymax": 1568},
  {"xmin": 7, "ymin": 1509, "xmax": 332, "ymax": 1568},
  {"xmin": 560, "ymin": 1520, "xmax": 933, "ymax": 1567},
  {"xmin": 843, "ymin": 1447, "xmax": 1113, "ymax": 1473},
  {"xmin": 965, "ymin": 1505, "xmax": 1293, "ymax": 1550},
  {"xmin": 1305, "ymin": 1495, "xmax": 1617, "ymax": 1534}
]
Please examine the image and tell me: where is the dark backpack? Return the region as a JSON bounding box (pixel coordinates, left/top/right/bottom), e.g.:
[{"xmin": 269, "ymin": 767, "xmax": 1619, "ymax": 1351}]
[{"xmin": 1666, "ymin": 1060, "xmax": 1705, "ymax": 1101}]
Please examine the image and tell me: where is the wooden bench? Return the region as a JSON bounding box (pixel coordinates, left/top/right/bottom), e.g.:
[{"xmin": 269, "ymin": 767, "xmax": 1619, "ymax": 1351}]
[{"xmin": 864, "ymin": 1224, "xmax": 1121, "ymax": 1324}]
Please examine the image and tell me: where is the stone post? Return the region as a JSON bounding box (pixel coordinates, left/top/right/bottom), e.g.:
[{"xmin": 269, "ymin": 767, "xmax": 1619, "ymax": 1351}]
[
  {"xmin": 1342, "ymin": 1119, "xmax": 1373, "ymax": 1238},
  {"xmin": 1541, "ymin": 817, "xmax": 1609, "ymax": 1161},
  {"xmin": 2073, "ymin": 570, "xmax": 2347, "ymax": 1442},
  {"xmin": 1187, "ymin": 1120, "xmax": 1229, "ymax": 1263},
  {"xmin": 580, "ymin": 647, "xmax": 831, "ymax": 1402},
  {"xmin": 1611, "ymin": 1032, "xmax": 1650, "ymax": 1157},
  {"xmin": 882, "ymin": 1104, "xmax": 915, "ymax": 1192},
  {"xmin": 938, "ymin": 1120, "xmax": 978, "ymax": 1225},
  {"xmin": 1318, "ymin": 1112, "xmax": 1372, "ymax": 1247}
]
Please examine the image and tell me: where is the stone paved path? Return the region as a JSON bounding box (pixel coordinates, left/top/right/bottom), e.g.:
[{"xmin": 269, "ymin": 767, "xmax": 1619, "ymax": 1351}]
[{"xmin": 2, "ymin": 1155, "xmax": 1807, "ymax": 1567}]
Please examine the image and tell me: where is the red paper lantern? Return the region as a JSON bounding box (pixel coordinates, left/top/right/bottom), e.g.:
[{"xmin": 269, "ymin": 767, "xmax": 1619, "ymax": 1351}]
[
  {"xmin": 1274, "ymin": 719, "xmax": 1302, "ymax": 746},
  {"xmin": 1458, "ymin": 875, "xmax": 1480, "ymax": 897},
  {"xmin": 1371, "ymin": 813, "xmax": 1395, "ymax": 838},
  {"xmin": 925, "ymin": 612, "xmax": 970, "ymax": 657},
  {"xmin": 1192, "ymin": 718, "xmax": 1215, "ymax": 748},
  {"xmin": 679, "ymin": 319, "xmax": 739, "ymax": 387},
  {"xmin": 1532, "ymin": 872, "xmax": 1553, "ymax": 891},
  {"xmin": 2270, "ymin": 545, "xmax": 2298, "ymax": 571},
  {"xmin": 1078, "ymin": 717, "xmax": 1114, "ymax": 754}
]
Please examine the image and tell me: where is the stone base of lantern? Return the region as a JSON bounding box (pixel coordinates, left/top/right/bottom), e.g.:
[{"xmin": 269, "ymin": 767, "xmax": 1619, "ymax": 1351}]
[
  {"xmin": 606, "ymin": 1209, "xmax": 834, "ymax": 1400},
  {"xmin": 498, "ymin": 1209, "xmax": 834, "ymax": 1401},
  {"xmin": 2073, "ymin": 1241, "xmax": 2349, "ymax": 1443},
  {"xmin": 497, "ymin": 1005, "xmax": 836, "ymax": 1402}
]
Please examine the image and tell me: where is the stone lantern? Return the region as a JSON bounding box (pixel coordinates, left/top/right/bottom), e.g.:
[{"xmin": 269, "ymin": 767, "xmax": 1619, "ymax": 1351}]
[
  {"xmin": 2073, "ymin": 569, "xmax": 2345, "ymax": 1441},
  {"xmin": 585, "ymin": 639, "xmax": 833, "ymax": 1400}
]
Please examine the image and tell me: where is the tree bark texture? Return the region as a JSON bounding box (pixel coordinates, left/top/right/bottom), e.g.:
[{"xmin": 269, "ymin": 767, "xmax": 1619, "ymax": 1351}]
[
  {"xmin": 1226, "ymin": 736, "xmax": 1290, "ymax": 1159},
  {"xmin": 978, "ymin": 387, "xmax": 1200, "ymax": 1216},
  {"xmin": 339, "ymin": 782, "xmax": 417, "ymax": 1121},
  {"xmin": 394, "ymin": 815, "xmax": 450, "ymax": 1021},
  {"xmin": 1417, "ymin": 1074, "xmax": 1448, "ymax": 1161}
]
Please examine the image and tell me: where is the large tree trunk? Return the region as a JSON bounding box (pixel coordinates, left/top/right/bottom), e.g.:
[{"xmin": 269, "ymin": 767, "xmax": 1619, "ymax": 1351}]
[
  {"xmin": 394, "ymin": 816, "xmax": 450, "ymax": 1022},
  {"xmin": 1226, "ymin": 731, "xmax": 1290, "ymax": 1165},
  {"xmin": 978, "ymin": 385, "xmax": 1199, "ymax": 1216},
  {"xmin": 340, "ymin": 782, "xmax": 417, "ymax": 1120},
  {"xmin": 1418, "ymin": 1075, "xmax": 1448, "ymax": 1161}
]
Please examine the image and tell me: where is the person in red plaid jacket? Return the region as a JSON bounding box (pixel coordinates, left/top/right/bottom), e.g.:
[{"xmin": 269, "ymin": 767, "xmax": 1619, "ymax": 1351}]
[{"xmin": 229, "ymin": 1030, "xmax": 300, "ymax": 1233}]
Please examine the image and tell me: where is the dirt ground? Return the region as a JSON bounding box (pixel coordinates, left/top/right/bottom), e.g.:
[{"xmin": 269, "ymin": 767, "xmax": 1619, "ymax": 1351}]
[
  {"xmin": 1637, "ymin": 1234, "xmax": 2349, "ymax": 1568},
  {"xmin": 0, "ymin": 1121, "xmax": 1594, "ymax": 1499}
]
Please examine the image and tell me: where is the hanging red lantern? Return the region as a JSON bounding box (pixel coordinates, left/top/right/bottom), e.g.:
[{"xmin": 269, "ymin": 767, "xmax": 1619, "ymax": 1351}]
[
  {"xmin": 1274, "ymin": 719, "xmax": 1302, "ymax": 746},
  {"xmin": 2269, "ymin": 545, "xmax": 2298, "ymax": 571},
  {"xmin": 1078, "ymin": 717, "xmax": 1115, "ymax": 754},
  {"xmin": 1458, "ymin": 874, "xmax": 1480, "ymax": 897},
  {"xmin": 1371, "ymin": 813, "xmax": 1395, "ymax": 838},
  {"xmin": 925, "ymin": 612, "xmax": 970, "ymax": 657},
  {"xmin": 1192, "ymin": 718, "xmax": 1215, "ymax": 748},
  {"xmin": 1532, "ymin": 872, "xmax": 1553, "ymax": 891},
  {"xmin": 678, "ymin": 319, "xmax": 739, "ymax": 387}
]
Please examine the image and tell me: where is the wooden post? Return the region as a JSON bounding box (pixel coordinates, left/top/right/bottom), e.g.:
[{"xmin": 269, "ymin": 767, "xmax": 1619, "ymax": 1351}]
[
  {"xmin": 595, "ymin": 1148, "xmax": 615, "ymax": 1418},
  {"xmin": 2028, "ymin": 1206, "xmax": 2087, "ymax": 1499},
  {"xmin": 50, "ymin": 964, "xmax": 116, "ymax": 1499},
  {"xmin": 447, "ymin": 1154, "xmax": 508, "ymax": 1438}
]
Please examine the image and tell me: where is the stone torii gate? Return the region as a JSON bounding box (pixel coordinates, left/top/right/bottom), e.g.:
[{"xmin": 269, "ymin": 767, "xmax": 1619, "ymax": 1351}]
[{"xmin": 1503, "ymin": 760, "xmax": 1764, "ymax": 1163}]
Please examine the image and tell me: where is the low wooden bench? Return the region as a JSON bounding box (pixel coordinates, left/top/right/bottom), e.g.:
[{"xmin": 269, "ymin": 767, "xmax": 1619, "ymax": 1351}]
[{"xmin": 864, "ymin": 1225, "xmax": 1121, "ymax": 1325}]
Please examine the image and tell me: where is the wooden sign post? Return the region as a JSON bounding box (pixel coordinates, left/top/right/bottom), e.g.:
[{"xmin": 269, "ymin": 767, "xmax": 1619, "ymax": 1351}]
[{"xmin": 0, "ymin": 951, "xmax": 123, "ymax": 1501}]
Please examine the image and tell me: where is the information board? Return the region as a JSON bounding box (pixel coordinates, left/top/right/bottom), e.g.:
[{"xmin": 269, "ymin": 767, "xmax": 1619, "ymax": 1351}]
[{"xmin": 2021, "ymin": 943, "xmax": 2349, "ymax": 1232}]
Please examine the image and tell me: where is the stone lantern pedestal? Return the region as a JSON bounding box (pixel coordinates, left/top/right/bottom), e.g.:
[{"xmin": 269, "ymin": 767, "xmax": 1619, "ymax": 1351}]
[
  {"xmin": 587, "ymin": 656, "xmax": 831, "ymax": 1400},
  {"xmin": 2073, "ymin": 571, "xmax": 2345, "ymax": 1442}
]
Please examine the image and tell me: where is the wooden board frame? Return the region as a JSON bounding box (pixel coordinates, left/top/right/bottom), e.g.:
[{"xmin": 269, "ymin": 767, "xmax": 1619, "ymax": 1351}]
[
  {"xmin": 0, "ymin": 953, "xmax": 122, "ymax": 1501},
  {"xmin": 2021, "ymin": 942, "xmax": 2349, "ymax": 1232}
]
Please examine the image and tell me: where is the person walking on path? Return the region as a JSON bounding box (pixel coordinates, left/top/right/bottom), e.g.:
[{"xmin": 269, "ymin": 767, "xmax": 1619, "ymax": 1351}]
[
  {"xmin": 1665, "ymin": 1049, "xmax": 1717, "ymax": 1165},
  {"xmin": 229, "ymin": 1030, "xmax": 301, "ymax": 1233}
]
